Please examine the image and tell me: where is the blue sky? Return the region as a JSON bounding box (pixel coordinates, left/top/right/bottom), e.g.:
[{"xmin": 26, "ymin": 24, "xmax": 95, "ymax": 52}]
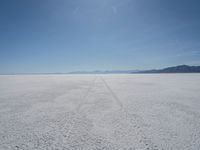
[{"xmin": 0, "ymin": 0, "xmax": 200, "ymax": 73}]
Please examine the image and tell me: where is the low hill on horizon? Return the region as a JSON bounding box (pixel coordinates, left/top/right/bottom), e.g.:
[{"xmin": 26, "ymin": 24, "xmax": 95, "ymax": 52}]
[{"xmin": 136, "ymin": 65, "xmax": 200, "ymax": 73}]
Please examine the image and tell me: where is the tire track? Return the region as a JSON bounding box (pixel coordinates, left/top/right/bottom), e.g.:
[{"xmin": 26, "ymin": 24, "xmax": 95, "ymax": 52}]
[
  {"xmin": 100, "ymin": 76, "xmax": 159, "ymax": 150},
  {"xmin": 61, "ymin": 76, "xmax": 97, "ymax": 143},
  {"xmin": 100, "ymin": 76, "xmax": 123, "ymax": 111},
  {"xmin": 76, "ymin": 76, "xmax": 97, "ymax": 113}
]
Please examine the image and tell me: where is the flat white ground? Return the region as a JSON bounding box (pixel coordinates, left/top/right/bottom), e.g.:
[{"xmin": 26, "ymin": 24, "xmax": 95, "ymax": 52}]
[{"xmin": 0, "ymin": 74, "xmax": 200, "ymax": 150}]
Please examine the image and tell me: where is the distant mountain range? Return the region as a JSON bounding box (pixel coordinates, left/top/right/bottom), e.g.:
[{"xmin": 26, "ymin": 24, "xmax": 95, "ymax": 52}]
[
  {"xmin": 136, "ymin": 65, "xmax": 200, "ymax": 73},
  {"xmin": 68, "ymin": 65, "xmax": 200, "ymax": 74},
  {"xmin": 1, "ymin": 65, "xmax": 200, "ymax": 75}
]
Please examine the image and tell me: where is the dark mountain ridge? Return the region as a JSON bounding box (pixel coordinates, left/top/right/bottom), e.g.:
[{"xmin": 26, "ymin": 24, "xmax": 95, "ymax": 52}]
[{"xmin": 137, "ymin": 65, "xmax": 200, "ymax": 73}]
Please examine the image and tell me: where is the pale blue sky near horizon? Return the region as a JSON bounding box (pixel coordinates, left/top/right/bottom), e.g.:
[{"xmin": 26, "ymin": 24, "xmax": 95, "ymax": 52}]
[{"xmin": 0, "ymin": 0, "xmax": 200, "ymax": 73}]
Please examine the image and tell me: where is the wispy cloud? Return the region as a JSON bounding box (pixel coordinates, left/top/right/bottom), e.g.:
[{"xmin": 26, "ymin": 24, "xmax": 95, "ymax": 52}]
[
  {"xmin": 111, "ymin": 0, "xmax": 131, "ymax": 14},
  {"xmin": 73, "ymin": 6, "xmax": 80, "ymax": 15},
  {"xmin": 111, "ymin": 6, "xmax": 117, "ymax": 14}
]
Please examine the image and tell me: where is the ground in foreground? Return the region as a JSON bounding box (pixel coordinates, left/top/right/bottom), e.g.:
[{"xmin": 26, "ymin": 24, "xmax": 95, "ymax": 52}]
[{"xmin": 0, "ymin": 74, "xmax": 200, "ymax": 150}]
